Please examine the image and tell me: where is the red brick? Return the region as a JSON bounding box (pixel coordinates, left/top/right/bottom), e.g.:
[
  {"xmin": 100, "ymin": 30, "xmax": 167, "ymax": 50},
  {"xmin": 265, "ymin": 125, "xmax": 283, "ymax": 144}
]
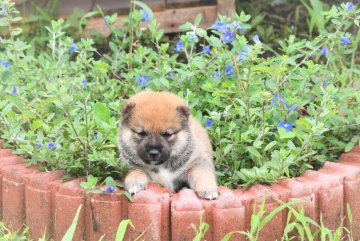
[
  {"xmin": 267, "ymin": 182, "xmax": 291, "ymax": 229},
  {"xmin": 1, "ymin": 164, "xmax": 37, "ymax": 230},
  {"xmin": 85, "ymin": 186, "xmax": 124, "ymax": 241},
  {"xmin": 171, "ymin": 189, "xmax": 203, "ymax": 241},
  {"xmin": 25, "ymin": 170, "xmax": 64, "ymax": 240},
  {"xmin": 297, "ymin": 170, "xmax": 343, "ymax": 230},
  {"xmin": 234, "ymin": 184, "xmax": 282, "ymax": 241},
  {"xmin": 274, "ymin": 178, "xmax": 316, "ymax": 239},
  {"xmin": 212, "ymin": 187, "xmax": 246, "ymax": 241},
  {"xmin": 351, "ymin": 146, "xmax": 360, "ymax": 153},
  {"xmin": 126, "ymin": 184, "xmax": 170, "ymax": 241},
  {"xmin": 323, "ymin": 161, "xmax": 360, "ymax": 240},
  {"xmin": 339, "ymin": 152, "xmax": 360, "ymax": 164},
  {"xmin": 0, "ymin": 149, "xmax": 13, "ymax": 158},
  {"xmin": 54, "ymin": 178, "xmax": 86, "ymax": 241}
]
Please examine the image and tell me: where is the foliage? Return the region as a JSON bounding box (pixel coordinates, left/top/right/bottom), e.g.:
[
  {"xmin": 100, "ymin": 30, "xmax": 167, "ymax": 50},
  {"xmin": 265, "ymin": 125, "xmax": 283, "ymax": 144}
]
[{"xmin": 0, "ymin": 0, "xmax": 359, "ymax": 188}]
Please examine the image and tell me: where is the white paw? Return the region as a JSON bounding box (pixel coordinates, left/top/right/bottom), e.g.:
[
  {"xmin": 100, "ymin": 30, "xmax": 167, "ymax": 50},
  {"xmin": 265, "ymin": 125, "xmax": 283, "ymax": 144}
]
[
  {"xmin": 197, "ymin": 190, "xmax": 219, "ymax": 200},
  {"xmin": 126, "ymin": 182, "xmax": 148, "ymax": 195}
]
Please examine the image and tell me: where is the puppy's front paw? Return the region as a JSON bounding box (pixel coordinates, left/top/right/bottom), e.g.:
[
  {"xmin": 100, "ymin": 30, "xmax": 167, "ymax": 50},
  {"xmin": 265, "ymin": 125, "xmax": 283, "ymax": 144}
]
[
  {"xmin": 125, "ymin": 169, "xmax": 149, "ymax": 195},
  {"xmin": 196, "ymin": 188, "xmax": 219, "ymax": 200}
]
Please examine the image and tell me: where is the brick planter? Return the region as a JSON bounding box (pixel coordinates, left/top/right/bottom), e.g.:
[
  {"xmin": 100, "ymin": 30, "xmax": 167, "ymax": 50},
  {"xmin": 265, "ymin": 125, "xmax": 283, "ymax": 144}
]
[{"xmin": 0, "ymin": 139, "xmax": 359, "ymax": 241}]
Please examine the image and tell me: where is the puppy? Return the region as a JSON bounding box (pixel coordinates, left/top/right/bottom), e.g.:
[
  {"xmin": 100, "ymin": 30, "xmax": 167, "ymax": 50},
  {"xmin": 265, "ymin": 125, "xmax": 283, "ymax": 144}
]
[{"xmin": 118, "ymin": 91, "xmax": 218, "ymax": 200}]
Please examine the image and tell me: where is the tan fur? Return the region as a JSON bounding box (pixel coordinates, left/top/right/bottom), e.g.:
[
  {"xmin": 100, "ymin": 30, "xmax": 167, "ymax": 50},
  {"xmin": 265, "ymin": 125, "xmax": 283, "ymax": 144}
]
[{"xmin": 119, "ymin": 91, "xmax": 218, "ymax": 200}]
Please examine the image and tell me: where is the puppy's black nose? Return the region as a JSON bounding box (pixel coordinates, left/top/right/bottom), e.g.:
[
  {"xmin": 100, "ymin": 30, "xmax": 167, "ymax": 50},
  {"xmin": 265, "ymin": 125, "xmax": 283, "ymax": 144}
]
[{"xmin": 148, "ymin": 149, "xmax": 161, "ymax": 159}]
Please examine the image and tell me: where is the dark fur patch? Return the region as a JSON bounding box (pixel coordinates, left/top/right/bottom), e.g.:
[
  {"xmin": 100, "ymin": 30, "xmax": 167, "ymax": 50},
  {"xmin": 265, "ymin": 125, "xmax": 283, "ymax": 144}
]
[{"xmin": 121, "ymin": 103, "xmax": 135, "ymax": 124}]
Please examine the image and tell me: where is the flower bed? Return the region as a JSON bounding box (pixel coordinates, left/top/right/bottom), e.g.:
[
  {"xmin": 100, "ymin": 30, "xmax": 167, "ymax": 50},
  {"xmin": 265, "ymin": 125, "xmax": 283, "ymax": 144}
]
[{"xmin": 1, "ymin": 139, "xmax": 360, "ymax": 240}]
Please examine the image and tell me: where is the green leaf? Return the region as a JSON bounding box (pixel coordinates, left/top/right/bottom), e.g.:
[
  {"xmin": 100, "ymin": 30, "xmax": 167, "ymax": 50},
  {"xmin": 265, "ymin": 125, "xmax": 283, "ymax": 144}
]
[
  {"xmin": 194, "ymin": 14, "xmax": 202, "ymax": 26},
  {"xmin": 264, "ymin": 141, "xmax": 277, "ymax": 151},
  {"xmin": 61, "ymin": 205, "xmax": 82, "ymax": 241},
  {"xmin": 278, "ymin": 128, "xmax": 295, "ymax": 139},
  {"xmin": 247, "ymin": 146, "xmax": 262, "ymax": 158},
  {"xmin": 93, "ymin": 103, "xmax": 111, "ymax": 124},
  {"xmin": 115, "ymin": 219, "xmax": 134, "ymax": 241}
]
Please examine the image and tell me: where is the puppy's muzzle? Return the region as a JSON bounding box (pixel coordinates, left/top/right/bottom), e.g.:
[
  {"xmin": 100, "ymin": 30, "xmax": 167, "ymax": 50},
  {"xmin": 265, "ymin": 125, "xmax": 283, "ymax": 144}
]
[{"xmin": 148, "ymin": 148, "xmax": 161, "ymax": 159}]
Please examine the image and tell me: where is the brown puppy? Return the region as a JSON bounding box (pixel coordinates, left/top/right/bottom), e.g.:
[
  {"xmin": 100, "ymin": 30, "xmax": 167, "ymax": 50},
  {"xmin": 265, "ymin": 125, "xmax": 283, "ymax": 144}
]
[{"xmin": 118, "ymin": 91, "xmax": 218, "ymax": 200}]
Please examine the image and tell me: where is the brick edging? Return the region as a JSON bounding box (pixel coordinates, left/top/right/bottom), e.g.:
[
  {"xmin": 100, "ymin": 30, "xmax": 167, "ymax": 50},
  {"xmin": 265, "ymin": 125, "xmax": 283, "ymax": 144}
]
[{"xmin": 0, "ymin": 139, "xmax": 360, "ymax": 241}]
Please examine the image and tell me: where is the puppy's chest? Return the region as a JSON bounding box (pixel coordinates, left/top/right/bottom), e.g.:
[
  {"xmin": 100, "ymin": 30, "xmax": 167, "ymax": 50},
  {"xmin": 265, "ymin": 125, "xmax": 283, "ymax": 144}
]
[{"xmin": 149, "ymin": 168, "xmax": 181, "ymax": 191}]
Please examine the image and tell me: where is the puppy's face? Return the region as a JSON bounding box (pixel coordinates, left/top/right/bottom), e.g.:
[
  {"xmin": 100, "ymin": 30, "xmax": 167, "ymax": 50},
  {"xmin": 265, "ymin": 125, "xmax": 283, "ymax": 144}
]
[{"xmin": 119, "ymin": 92, "xmax": 190, "ymax": 166}]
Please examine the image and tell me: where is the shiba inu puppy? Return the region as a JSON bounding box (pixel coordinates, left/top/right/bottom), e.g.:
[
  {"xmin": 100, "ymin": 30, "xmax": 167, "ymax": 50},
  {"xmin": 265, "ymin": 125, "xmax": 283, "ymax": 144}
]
[{"xmin": 118, "ymin": 91, "xmax": 218, "ymax": 200}]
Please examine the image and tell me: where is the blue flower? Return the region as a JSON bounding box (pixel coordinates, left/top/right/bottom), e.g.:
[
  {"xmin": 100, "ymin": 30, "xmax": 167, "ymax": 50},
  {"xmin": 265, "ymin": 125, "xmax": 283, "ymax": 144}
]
[
  {"xmin": 82, "ymin": 77, "xmax": 88, "ymax": 86},
  {"xmin": 320, "ymin": 47, "xmax": 328, "ymax": 56},
  {"xmin": 346, "ymin": 2, "xmax": 355, "ymax": 11},
  {"xmin": 69, "ymin": 43, "xmax": 77, "ymax": 54},
  {"xmin": 221, "ymin": 29, "xmax": 235, "ymax": 44},
  {"xmin": 214, "ymin": 70, "xmax": 221, "ymax": 78},
  {"xmin": 340, "ymin": 37, "xmax": 351, "ymax": 46},
  {"xmin": 136, "ymin": 75, "xmax": 150, "ymax": 87},
  {"xmin": 48, "ymin": 141, "xmax": 55, "ymax": 150},
  {"xmin": 3, "ymin": 60, "xmax": 10, "ymax": 68},
  {"xmin": 225, "ymin": 65, "xmax": 233, "ymax": 76},
  {"xmin": 36, "ymin": 143, "xmax": 42, "ymax": 149},
  {"xmin": 212, "ymin": 22, "xmax": 228, "ymax": 33},
  {"xmin": 237, "ymin": 46, "xmax": 249, "ymax": 61},
  {"xmin": 93, "ymin": 133, "xmax": 98, "ymax": 141},
  {"xmin": 202, "ymin": 45, "xmax": 211, "ymax": 54},
  {"xmin": 106, "ymin": 186, "xmax": 115, "ymax": 193},
  {"xmin": 166, "ymin": 72, "xmax": 174, "ymax": 77},
  {"xmin": 140, "ymin": 9, "xmax": 151, "ymax": 23},
  {"xmin": 253, "ymin": 34, "xmax": 261, "ymax": 44},
  {"xmin": 188, "ymin": 34, "xmax": 198, "ymax": 42},
  {"xmin": 270, "ymin": 93, "xmax": 285, "ymax": 106},
  {"xmin": 285, "ymin": 104, "xmax": 298, "ymax": 111},
  {"xmin": 233, "ymin": 21, "xmax": 245, "ymax": 31},
  {"xmin": 323, "ymin": 81, "xmax": 329, "ymax": 88},
  {"xmin": 10, "ymin": 86, "xmax": 17, "ymax": 94},
  {"xmin": 205, "ymin": 118, "xmax": 212, "ymax": 128},
  {"xmin": 174, "ymin": 40, "xmax": 183, "ymax": 52},
  {"xmin": 277, "ymin": 121, "xmax": 295, "ymax": 132},
  {"xmin": 104, "ymin": 16, "xmax": 110, "ymax": 25}
]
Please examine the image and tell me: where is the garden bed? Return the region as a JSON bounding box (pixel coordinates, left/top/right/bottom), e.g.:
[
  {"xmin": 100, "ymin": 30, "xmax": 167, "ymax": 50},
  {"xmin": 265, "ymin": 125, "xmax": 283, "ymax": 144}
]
[{"xmin": 0, "ymin": 139, "xmax": 359, "ymax": 241}]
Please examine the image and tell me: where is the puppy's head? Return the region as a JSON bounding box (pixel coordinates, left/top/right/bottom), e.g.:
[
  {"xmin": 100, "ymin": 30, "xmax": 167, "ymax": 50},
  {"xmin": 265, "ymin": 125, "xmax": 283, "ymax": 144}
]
[{"xmin": 119, "ymin": 91, "xmax": 191, "ymax": 165}]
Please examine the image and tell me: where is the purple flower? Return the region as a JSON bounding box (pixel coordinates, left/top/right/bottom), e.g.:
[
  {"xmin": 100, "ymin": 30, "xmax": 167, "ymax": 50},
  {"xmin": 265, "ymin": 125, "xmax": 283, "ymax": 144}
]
[
  {"xmin": 82, "ymin": 77, "xmax": 88, "ymax": 86},
  {"xmin": 3, "ymin": 60, "xmax": 10, "ymax": 68},
  {"xmin": 69, "ymin": 43, "xmax": 77, "ymax": 54},
  {"xmin": 205, "ymin": 118, "xmax": 212, "ymax": 128},
  {"xmin": 166, "ymin": 72, "xmax": 174, "ymax": 77},
  {"xmin": 104, "ymin": 16, "xmax": 110, "ymax": 25},
  {"xmin": 225, "ymin": 65, "xmax": 233, "ymax": 76},
  {"xmin": 222, "ymin": 29, "xmax": 235, "ymax": 44},
  {"xmin": 212, "ymin": 22, "xmax": 228, "ymax": 33},
  {"xmin": 36, "ymin": 143, "xmax": 42, "ymax": 149},
  {"xmin": 188, "ymin": 34, "xmax": 198, "ymax": 42},
  {"xmin": 140, "ymin": 9, "xmax": 151, "ymax": 23},
  {"xmin": 285, "ymin": 104, "xmax": 298, "ymax": 111},
  {"xmin": 48, "ymin": 141, "xmax": 55, "ymax": 150},
  {"xmin": 253, "ymin": 34, "xmax": 261, "ymax": 44},
  {"xmin": 271, "ymin": 94, "xmax": 285, "ymax": 106},
  {"xmin": 214, "ymin": 70, "xmax": 221, "ymax": 78},
  {"xmin": 237, "ymin": 46, "xmax": 249, "ymax": 61},
  {"xmin": 202, "ymin": 45, "xmax": 211, "ymax": 54},
  {"xmin": 106, "ymin": 186, "xmax": 115, "ymax": 193},
  {"xmin": 10, "ymin": 86, "xmax": 17, "ymax": 94},
  {"xmin": 277, "ymin": 121, "xmax": 295, "ymax": 132},
  {"xmin": 136, "ymin": 75, "xmax": 149, "ymax": 87},
  {"xmin": 320, "ymin": 47, "xmax": 328, "ymax": 56},
  {"xmin": 346, "ymin": 2, "xmax": 355, "ymax": 11},
  {"xmin": 174, "ymin": 40, "xmax": 183, "ymax": 52},
  {"xmin": 340, "ymin": 37, "xmax": 351, "ymax": 46}
]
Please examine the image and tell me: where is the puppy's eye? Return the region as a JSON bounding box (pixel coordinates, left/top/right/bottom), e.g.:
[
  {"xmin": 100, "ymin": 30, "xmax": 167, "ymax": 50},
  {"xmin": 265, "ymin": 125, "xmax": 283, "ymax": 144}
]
[
  {"xmin": 136, "ymin": 131, "xmax": 148, "ymax": 138},
  {"xmin": 161, "ymin": 132, "xmax": 173, "ymax": 138}
]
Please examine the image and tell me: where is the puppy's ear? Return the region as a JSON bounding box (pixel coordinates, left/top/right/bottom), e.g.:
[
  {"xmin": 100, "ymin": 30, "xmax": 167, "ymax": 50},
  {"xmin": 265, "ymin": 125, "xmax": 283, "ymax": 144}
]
[
  {"xmin": 121, "ymin": 102, "xmax": 135, "ymax": 123},
  {"xmin": 176, "ymin": 105, "xmax": 190, "ymax": 122}
]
